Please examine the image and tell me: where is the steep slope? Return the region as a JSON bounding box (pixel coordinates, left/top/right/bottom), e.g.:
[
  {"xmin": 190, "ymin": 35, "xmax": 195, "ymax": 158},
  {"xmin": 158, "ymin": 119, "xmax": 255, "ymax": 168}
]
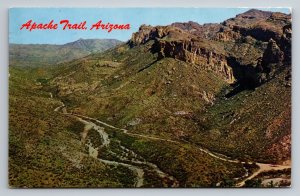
[
  {"xmin": 9, "ymin": 39, "xmax": 122, "ymax": 67},
  {"xmin": 50, "ymin": 9, "xmax": 291, "ymax": 164},
  {"xmin": 9, "ymin": 64, "xmax": 246, "ymax": 188},
  {"xmin": 51, "ymin": 40, "xmax": 227, "ymax": 139}
]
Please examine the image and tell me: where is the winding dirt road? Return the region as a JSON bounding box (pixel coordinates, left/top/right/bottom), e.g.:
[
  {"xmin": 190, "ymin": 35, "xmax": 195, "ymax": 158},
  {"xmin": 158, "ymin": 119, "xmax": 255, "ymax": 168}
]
[
  {"xmin": 55, "ymin": 103, "xmax": 178, "ymax": 187},
  {"xmin": 54, "ymin": 103, "xmax": 291, "ymax": 187}
]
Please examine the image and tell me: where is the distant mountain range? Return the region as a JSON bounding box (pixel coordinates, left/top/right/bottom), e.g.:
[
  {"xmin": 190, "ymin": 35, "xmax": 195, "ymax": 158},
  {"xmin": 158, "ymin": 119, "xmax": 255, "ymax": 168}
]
[{"xmin": 9, "ymin": 39, "xmax": 122, "ymax": 67}]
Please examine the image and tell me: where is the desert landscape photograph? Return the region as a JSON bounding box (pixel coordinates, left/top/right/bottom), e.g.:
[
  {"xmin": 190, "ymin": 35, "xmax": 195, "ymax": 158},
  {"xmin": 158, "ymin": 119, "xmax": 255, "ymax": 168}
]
[{"xmin": 9, "ymin": 8, "xmax": 291, "ymax": 188}]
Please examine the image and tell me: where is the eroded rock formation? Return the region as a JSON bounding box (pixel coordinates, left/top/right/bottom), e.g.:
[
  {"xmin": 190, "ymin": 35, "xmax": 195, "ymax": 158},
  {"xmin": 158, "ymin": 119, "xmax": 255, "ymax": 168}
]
[{"xmin": 128, "ymin": 9, "xmax": 291, "ymax": 88}]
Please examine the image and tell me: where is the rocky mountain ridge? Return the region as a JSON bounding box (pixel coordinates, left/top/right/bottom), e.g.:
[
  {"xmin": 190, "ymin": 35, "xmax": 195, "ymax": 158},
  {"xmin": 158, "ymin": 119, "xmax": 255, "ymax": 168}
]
[
  {"xmin": 128, "ymin": 9, "xmax": 291, "ymax": 88},
  {"xmin": 50, "ymin": 9, "xmax": 291, "ymax": 165}
]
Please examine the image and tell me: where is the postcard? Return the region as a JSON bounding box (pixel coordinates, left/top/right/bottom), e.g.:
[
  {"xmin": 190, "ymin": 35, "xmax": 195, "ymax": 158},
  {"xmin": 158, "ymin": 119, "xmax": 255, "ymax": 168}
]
[{"xmin": 9, "ymin": 8, "xmax": 291, "ymax": 188}]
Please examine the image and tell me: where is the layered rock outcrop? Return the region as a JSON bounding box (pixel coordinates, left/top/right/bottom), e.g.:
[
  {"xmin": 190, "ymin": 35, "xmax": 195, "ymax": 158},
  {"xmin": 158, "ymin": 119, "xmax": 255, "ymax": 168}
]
[
  {"xmin": 152, "ymin": 40, "xmax": 235, "ymax": 83},
  {"xmin": 129, "ymin": 25, "xmax": 235, "ymax": 83},
  {"xmin": 129, "ymin": 25, "xmax": 194, "ymax": 47},
  {"xmin": 128, "ymin": 9, "xmax": 291, "ymax": 88}
]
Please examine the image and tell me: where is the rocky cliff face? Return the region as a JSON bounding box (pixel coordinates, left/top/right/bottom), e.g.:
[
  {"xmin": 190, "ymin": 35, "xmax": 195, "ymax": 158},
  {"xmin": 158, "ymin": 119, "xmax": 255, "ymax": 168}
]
[
  {"xmin": 243, "ymin": 22, "xmax": 291, "ymax": 87},
  {"xmin": 128, "ymin": 9, "xmax": 291, "ymax": 88},
  {"xmin": 279, "ymin": 23, "xmax": 292, "ymax": 63},
  {"xmin": 129, "ymin": 25, "xmax": 235, "ymax": 83},
  {"xmin": 152, "ymin": 39, "xmax": 235, "ymax": 83}
]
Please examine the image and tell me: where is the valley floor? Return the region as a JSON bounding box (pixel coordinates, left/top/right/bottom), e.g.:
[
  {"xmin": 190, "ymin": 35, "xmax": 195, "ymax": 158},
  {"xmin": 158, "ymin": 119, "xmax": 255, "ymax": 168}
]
[{"xmin": 52, "ymin": 101, "xmax": 291, "ymax": 188}]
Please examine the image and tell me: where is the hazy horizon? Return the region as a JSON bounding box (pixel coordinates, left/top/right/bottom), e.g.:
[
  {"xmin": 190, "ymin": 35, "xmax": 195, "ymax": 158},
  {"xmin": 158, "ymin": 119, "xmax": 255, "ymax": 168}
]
[{"xmin": 9, "ymin": 38, "xmax": 124, "ymax": 45}]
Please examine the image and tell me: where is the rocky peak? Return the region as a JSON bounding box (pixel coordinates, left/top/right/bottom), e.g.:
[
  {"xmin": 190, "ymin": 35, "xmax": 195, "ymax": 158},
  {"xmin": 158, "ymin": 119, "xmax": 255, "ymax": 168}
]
[
  {"xmin": 220, "ymin": 9, "xmax": 290, "ymax": 42},
  {"xmin": 236, "ymin": 9, "xmax": 273, "ymax": 19}
]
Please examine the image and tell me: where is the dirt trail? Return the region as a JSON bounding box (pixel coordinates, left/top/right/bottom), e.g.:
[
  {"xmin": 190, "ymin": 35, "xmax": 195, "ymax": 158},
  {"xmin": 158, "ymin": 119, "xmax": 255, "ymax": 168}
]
[
  {"xmin": 54, "ymin": 104, "xmax": 178, "ymax": 187},
  {"xmin": 74, "ymin": 114, "xmax": 180, "ymax": 144},
  {"xmin": 236, "ymin": 163, "xmax": 291, "ymax": 187},
  {"xmin": 54, "ymin": 103, "xmax": 290, "ymax": 187},
  {"xmin": 75, "ymin": 116, "xmax": 146, "ymax": 187},
  {"xmin": 74, "ymin": 113, "xmax": 291, "ymax": 187}
]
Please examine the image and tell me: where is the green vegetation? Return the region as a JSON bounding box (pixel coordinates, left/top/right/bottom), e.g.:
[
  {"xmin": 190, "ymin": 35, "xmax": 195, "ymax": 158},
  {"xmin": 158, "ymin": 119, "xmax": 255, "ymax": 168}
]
[
  {"xmin": 191, "ymin": 67, "xmax": 291, "ymax": 163},
  {"xmin": 105, "ymin": 128, "xmax": 245, "ymax": 187},
  {"xmin": 9, "ymin": 66, "xmax": 136, "ymax": 188}
]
